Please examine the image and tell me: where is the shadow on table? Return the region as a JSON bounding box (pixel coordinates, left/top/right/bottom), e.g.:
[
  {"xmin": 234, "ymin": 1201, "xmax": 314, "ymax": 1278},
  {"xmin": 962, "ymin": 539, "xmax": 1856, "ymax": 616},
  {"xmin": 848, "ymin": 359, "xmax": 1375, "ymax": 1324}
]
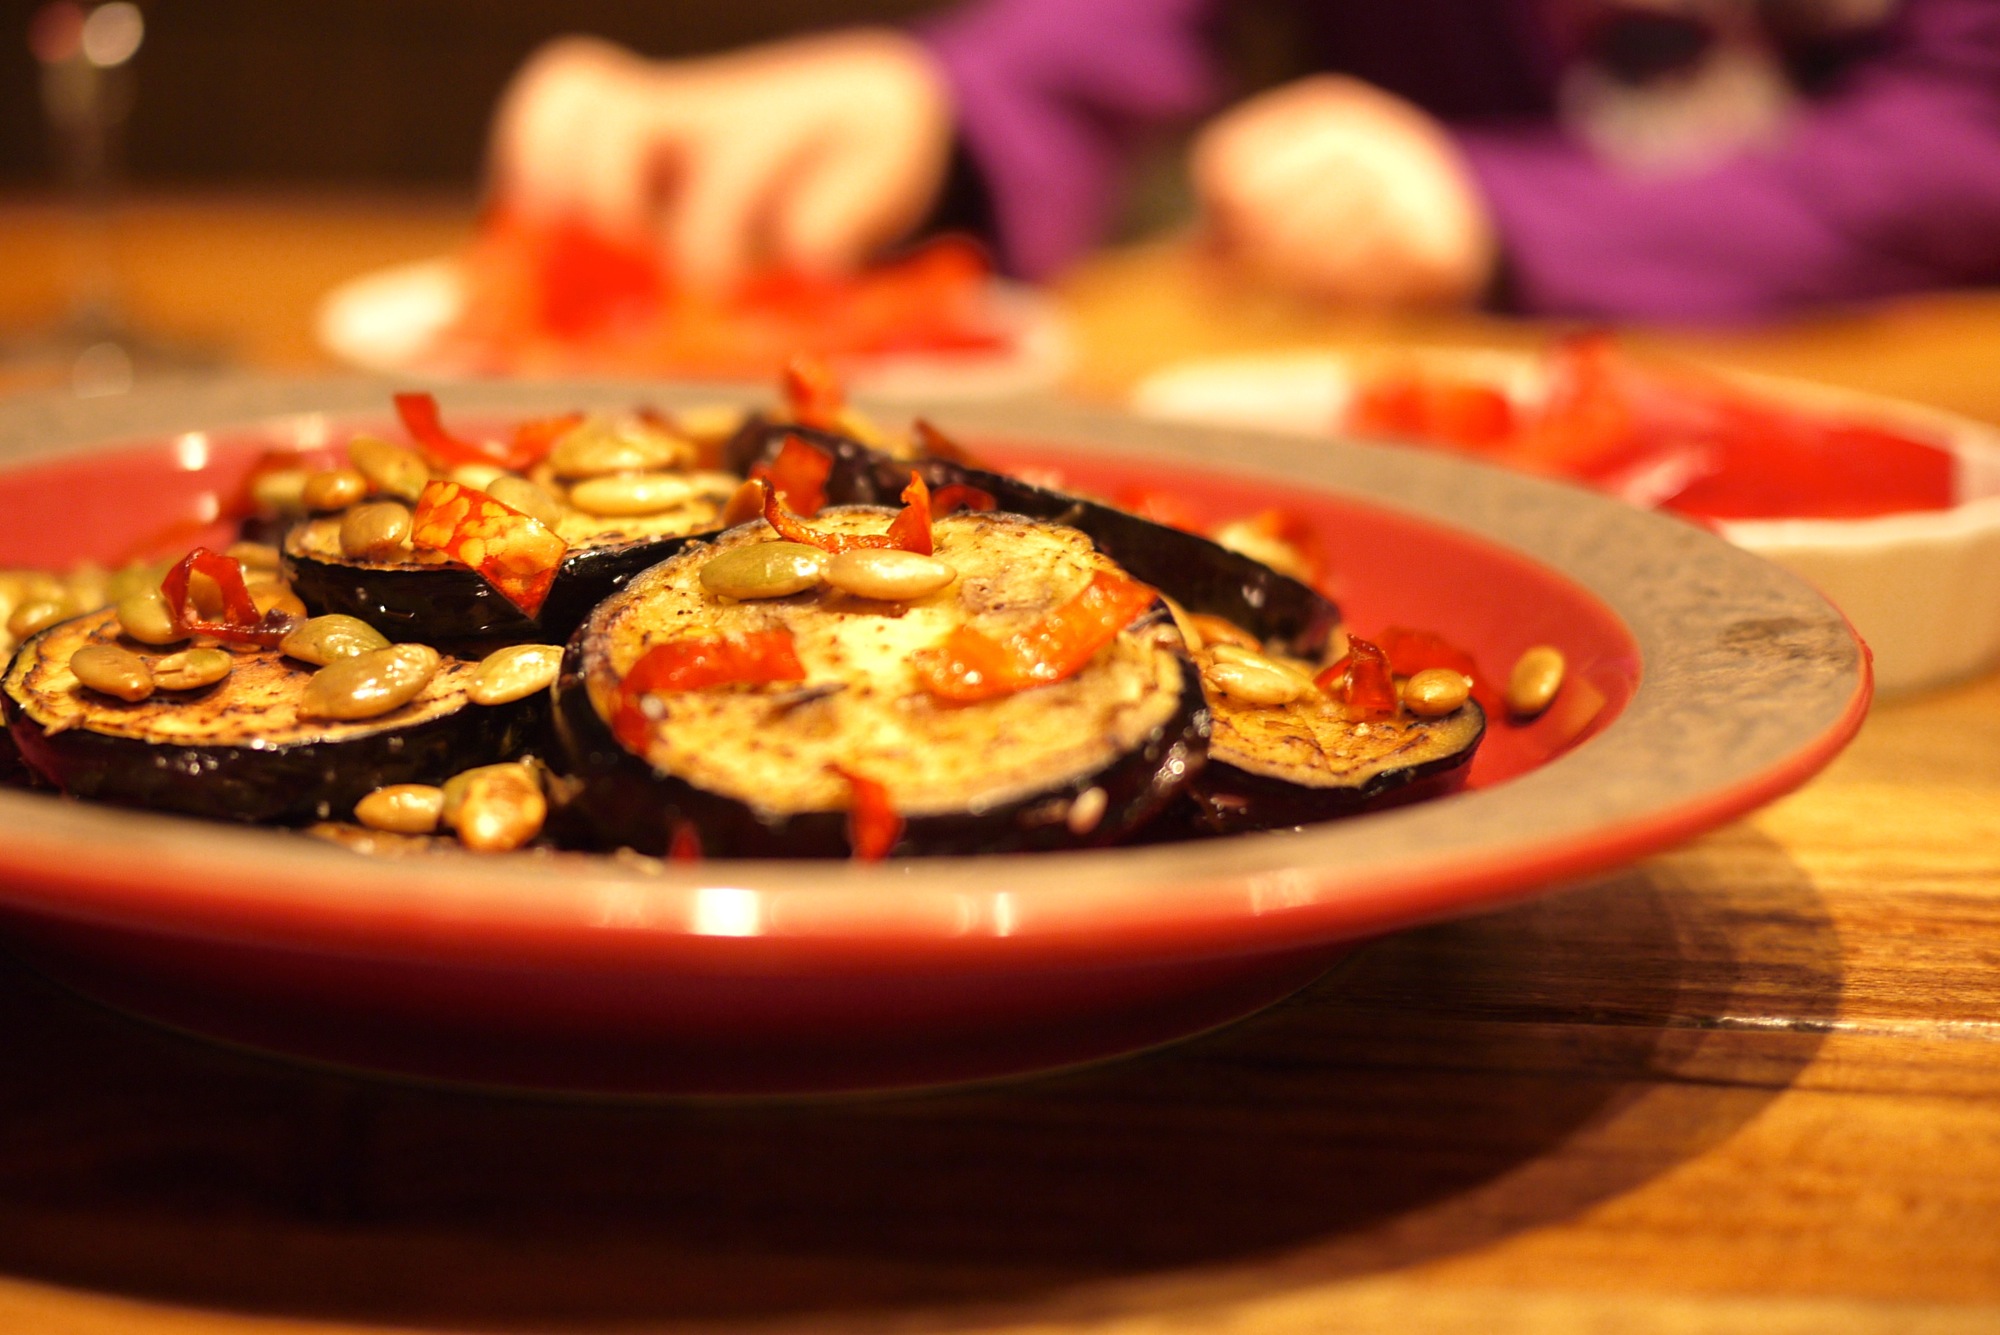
[{"xmin": 0, "ymin": 825, "xmax": 1837, "ymax": 1328}]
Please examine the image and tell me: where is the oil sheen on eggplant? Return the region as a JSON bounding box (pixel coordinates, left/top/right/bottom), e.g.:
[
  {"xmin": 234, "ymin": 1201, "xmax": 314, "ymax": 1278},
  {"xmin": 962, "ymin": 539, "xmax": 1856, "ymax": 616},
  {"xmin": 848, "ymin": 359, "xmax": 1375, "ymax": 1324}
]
[
  {"xmin": 548, "ymin": 508, "xmax": 1209, "ymax": 857},
  {"xmin": 1, "ymin": 609, "xmax": 541, "ymax": 824},
  {"xmin": 1185, "ymin": 679, "xmax": 1485, "ymax": 835},
  {"xmin": 281, "ymin": 472, "xmax": 741, "ymax": 647},
  {"xmin": 725, "ymin": 422, "xmax": 1342, "ymax": 659}
]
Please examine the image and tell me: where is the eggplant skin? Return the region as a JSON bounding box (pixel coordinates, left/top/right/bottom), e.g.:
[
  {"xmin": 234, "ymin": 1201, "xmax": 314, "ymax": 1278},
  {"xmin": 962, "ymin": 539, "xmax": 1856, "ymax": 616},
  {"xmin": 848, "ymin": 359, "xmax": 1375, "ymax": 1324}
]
[
  {"xmin": 545, "ymin": 510, "xmax": 1211, "ymax": 858},
  {"xmin": 730, "ymin": 422, "xmax": 1343, "ymax": 659},
  {"xmin": 547, "ymin": 644, "xmax": 1206, "ymax": 859},
  {"xmin": 1, "ymin": 612, "xmax": 542, "ymax": 825},
  {"xmin": 283, "ymin": 536, "xmax": 709, "ymax": 652},
  {"xmin": 1181, "ymin": 701, "xmax": 1486, "ymax": 836}
]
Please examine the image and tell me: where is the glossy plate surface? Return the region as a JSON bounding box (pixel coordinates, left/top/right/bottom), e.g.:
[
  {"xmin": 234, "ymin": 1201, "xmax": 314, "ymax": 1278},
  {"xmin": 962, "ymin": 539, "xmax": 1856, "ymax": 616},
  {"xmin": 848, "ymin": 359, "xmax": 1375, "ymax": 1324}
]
[{"xmin": 0, "ymin": 380, "xmax": 1869, "ymax": 1095}]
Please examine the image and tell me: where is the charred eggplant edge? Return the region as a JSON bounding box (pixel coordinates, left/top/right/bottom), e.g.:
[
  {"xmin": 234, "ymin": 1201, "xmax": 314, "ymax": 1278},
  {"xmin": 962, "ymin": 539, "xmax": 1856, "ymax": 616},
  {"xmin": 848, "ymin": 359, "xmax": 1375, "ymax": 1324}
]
[{"xmin": 1, "ymin": 625, "xmax": 545, "ymax": 826}]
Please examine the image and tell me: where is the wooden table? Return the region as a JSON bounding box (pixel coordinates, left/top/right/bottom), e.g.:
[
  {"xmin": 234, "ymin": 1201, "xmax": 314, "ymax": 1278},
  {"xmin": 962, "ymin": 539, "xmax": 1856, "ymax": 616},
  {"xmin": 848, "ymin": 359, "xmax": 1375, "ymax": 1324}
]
[{"xmin": 0, "ymin": 193, "xmax": 1996, "ymax": 1334}]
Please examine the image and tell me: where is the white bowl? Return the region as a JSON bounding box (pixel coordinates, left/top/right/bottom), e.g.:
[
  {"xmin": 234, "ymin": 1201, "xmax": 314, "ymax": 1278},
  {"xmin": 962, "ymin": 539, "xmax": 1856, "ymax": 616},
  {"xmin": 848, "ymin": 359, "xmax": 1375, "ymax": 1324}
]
[{"xmin": 1135, "ymin": 350, "xmax": 2000, "ymax": 695}]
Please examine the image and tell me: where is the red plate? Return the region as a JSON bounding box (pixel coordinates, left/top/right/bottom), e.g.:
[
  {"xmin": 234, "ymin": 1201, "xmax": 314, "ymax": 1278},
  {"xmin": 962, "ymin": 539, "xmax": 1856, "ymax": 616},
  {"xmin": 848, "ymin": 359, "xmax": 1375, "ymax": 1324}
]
[{"xmin": 0, "ymin": 384, "xmax": 1869, "ymax": 1096}]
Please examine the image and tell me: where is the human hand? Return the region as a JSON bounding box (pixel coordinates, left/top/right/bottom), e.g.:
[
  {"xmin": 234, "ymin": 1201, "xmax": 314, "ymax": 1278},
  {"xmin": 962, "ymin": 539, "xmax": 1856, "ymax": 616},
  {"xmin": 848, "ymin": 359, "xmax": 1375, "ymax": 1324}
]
[
  {"xmin": 1191, "ymin": 76, "xmax": 1497, "ymax": 307},
  {"xmin": 488, "ymin": 30, "xmax": 955, "ymax": 289}
]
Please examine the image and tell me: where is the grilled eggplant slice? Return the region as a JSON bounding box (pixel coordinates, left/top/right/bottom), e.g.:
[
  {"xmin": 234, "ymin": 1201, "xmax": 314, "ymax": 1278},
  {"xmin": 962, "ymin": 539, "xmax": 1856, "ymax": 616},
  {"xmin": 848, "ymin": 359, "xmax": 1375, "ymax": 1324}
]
[
  {"xmin": 1185, "ymin": 670, "xmax": 1485, "ymax": 835},
  {"xmin": 2, "ymin": 610, "xmax": 541, "ymax": 824},
  {"xmin": 726, "ymin": 422, "xmax": 1342, "ymax": 658},
  {"xmin": 548, "ymin": 508, "xmax": 1209, "ymax": 858},
  {"xmin": 282, "ymin": 472, "xmax": 742, "ymax": 649}
]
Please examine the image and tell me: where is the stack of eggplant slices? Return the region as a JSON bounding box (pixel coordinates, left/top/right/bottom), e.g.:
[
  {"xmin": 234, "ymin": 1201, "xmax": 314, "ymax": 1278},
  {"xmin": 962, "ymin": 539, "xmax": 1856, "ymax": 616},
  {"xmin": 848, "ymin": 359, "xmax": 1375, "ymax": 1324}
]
[{"xmin": 1, "ymin": 369, "xmax": 1494, "ymax": 861}]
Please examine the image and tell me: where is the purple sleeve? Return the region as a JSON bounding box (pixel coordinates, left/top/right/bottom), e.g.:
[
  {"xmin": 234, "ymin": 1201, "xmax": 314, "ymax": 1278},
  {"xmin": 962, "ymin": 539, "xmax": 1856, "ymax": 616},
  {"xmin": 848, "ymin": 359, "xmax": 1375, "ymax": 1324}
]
[
  {"xmin": 1456, "ymin": 0, "xmax": 2000, "ymax": 322},
  {"xmin": 919, "ymin": 0, "xmax": 1221, "ymax": 278}
]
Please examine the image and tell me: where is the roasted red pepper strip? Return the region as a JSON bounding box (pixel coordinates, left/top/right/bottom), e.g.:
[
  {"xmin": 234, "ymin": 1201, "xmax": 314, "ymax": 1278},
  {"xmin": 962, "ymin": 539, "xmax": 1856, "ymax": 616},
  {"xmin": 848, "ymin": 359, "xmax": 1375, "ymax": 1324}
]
[
  {"xmin": 410, "ymin": 479, "xmax": 568, "ymax": 616},
  {"xmin": 159, "ymin": 546, "xmax": 293, "ymax": 647},
  {"xmin": 750, "ymin": 434, "xmax": 834, "ymax": 516},
  {"xmin": 668, "ymin": 819, "xmax": 704, "ymax": 863},
  {"xmin": 1314, "ymin": 635, "xmax": 1398, "ymax": 719},
  {"xmin": 882, "ymin": 472, "xmax": 934, "ymax": 555},
  {"xmin": 830, "ymin": 764, "xmax": 903, "ymax": 862},
  {"xmin": 759, "ymin": 470, "xmax": 934, "ymax": 555},
  {"xmin": 915, "ymin": 569, "xmax": 1156, "ymax": 703},
  {"xmin": 782, "ymin": 356, "xmax": 845, "ymax": 429},
  {"xmin": 911, "ymin": 418, "xmax": 986, "ymax": 468},
  {"xmin": 611, "ymin": 629, "xmax": 809, "ymax": 751},
  {"xmin": 394, "ymin": 391, "xmax": 564, "ymax": 473},
  {"xmin": 509, "ymin": 412, "xmax": 584, "ymax": 470}
]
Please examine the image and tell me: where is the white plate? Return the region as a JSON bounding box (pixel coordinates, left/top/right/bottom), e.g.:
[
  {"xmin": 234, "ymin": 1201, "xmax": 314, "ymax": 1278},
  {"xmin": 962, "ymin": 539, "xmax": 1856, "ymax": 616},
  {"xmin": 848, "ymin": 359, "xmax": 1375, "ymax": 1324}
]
[
  {"xmin": 315, "ymin": 257, "xmax": 1072, "ymax": 402},
  {"xmin": 1135, "ymin": 349, "xmax": 2000, "ymax": 696}
]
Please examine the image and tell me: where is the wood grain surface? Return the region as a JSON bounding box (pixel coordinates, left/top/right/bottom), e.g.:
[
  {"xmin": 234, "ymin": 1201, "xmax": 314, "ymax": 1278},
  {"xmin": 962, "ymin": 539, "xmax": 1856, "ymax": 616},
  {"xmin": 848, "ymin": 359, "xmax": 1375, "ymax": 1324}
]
[{"xmin": 0, "ymin": 194, "xmax": 1996, "ymax": 1334}]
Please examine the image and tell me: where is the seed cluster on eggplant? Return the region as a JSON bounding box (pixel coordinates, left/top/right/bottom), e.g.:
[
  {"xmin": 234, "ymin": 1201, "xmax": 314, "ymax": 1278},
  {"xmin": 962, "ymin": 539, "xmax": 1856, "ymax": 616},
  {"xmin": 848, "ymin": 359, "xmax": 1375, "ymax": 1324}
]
[
  {"xmin": 1185, "ymin": 684, "xmax": 1485, "ymax": 835},
  {"xmin": 548, "ymin": 509, "xmax": 1210, "ymax": 858},
  {"xmin": 2, "ymin": 609, "xmax": 542, "ymax": 825},
  {"xmin": 281, "ymin": 470, "xmax": 742, "ymax": 650},
  {"xmin": 724, "ymin": 420, "xmax": 1342, "ymax": 658}
]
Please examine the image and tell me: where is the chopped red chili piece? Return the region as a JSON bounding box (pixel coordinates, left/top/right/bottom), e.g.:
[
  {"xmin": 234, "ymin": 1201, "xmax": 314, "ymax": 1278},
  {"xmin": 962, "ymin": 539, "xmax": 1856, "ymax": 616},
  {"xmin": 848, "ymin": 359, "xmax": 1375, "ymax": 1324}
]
[
  {"xmin": 750, "ymin": 434, "xmax": 834, "ymax": 516},
  {"xmin": 668, "ymin": 818, "xmax": 704, "ymax": 863},
  {"xmin": 1313, "ymin": 636, "xmax": 1398, "ymax": 719},
  {"xmin": 915, "ymin": 569, "xmax": 1156, "ymax": 703},
  {"xmin": 782, "ymin": 356, "xmax": 845, "ymax": 429},
  {"xmin": 395, "ymin": 391, "xmax": 559, "ymax": 473},
  {"xmin": 759, "ymin": 470, "xmax": 934, "ymax": 555},
  {"xmin": 622, "ymin": 627, "xmax": 807, "ymax": 696},
  {"xmin": 158, "ymin": 546, "xmax": 294, "ymax": 647},
  {"xmin": 911, "ymin": 418, "xmax": 985, "ymax": 467},
  {"xmin": 1375, "ymin": 625, "xmax": 1498, "ymax": 715},
  {"xmin": 1117, "ymin": 488, "xmax": 1205, "ymax": 534},
  {"xmin": 930, "ymin": 482, "xmax": 996, "ymax": 515},
  {"xmin": 410, "ymin": 479, "xmax": 568, "ymax": 616},
  {"xmin": 830, "ymin": 764, "xmax": 903, "ymax": 862},
  {"xmin": 611, "ymin": 628, "xmax": 809, "ymax": 752},
  {"xmin": 508, "ymin": 412, "xmax": 584, "ymax": 469}
]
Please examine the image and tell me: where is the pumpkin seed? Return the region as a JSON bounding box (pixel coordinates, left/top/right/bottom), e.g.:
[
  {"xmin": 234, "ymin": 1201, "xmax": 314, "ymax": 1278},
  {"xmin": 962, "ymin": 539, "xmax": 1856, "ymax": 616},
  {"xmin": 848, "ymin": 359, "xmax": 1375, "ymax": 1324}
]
[
  {"xmin": 347, "ymin": 434, "xmax": 431, "ymax": 502},
  {"xmin": 823, "ymin": 548, "xmax": 957, "ymax": 602},
  {"xmin": 1403, "ymin": 667, "xmax": 1471, "ymax": 717},
  {"xmin": 548, "ymin": 415, "xmax": 692, "ymax": 479},
  {"xmin": 567, "ymin": 471, "xmax": 698, "ymax": 517},
  {"xmin": 246, "ymin": 580, "xmax": 307, "ymax": 621},
  {"xmin": 8, "ymin": 597, "xmax": 73, "ymax": 642},
  {"xmin": 302, "ymin": 467, "xmax": 369, "ymax": 512},
  {"xmin": 152, "ymin": 646, "xmax": 233, "ymax": 691},
  {"xmin": 70, "ymin": 643, "xmax": 153, "ymax": 701},
  {"xmin": 116, "ymin": 588, "xmax": 186, "ymax": 646},
  {"xmin": 1202, "ymin": 648, "xmax": 1304, "ymax": 706},
  {"xmin": 220, "ymin": 543, "xmax": 278, "ymax": 579},
  {"xmin": 300, "ymin": 644, "xmax": 439, "ymax": 720},
  {"xmin": 469, "ymin": 643, "xmax": 562, "ymax": 705},
  {"xmin": 1189, "ymin": 613, "xmax": 1261, "ymax": 652},
  {"xmin": 673, "ymin": 403, "xmax": 747, "ymax": 444},
  {"xmin": 450, "ymin": 462, "xmax": 506, "ymax": 492},
  {"xmin": 699, "ymin": 542, "xmax": 828, "ymax": 600},
  {"xmin": 250, "ymin": 468, "xmax": 311, "ymax": 515},
  {"xmin": 281, "ymin": 614, "xmax": 391, "ymax": 666},
  {"xmin": 339, "ymin": 500, "xmax": 414, "ymax": 560},
  {"xmin": 441, "ymin": 763, "xmax": 546, "ymax": 852},
  {"xmin": 1506, "ymin": 646, "xmax": 1566, "ymax": 718},
  {"xmin": 485, "ymin": 475, "xmax": 568, "ymax": 529},
  {"xmin": 354, "ymin": 783, "xmax": 445, "ymax": 835}
]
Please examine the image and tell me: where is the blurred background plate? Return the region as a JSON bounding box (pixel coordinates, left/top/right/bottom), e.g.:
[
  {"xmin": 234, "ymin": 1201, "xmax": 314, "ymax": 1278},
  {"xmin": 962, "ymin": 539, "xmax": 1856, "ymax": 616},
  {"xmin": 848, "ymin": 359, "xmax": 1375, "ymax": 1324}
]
[
  {"xmin": 314, "ymin": 256, "xmax": 1072, "ymax": 400},
  {"xmin": 1135, "ymin": 348, "xmax": 2000, "ymax": 695}
]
